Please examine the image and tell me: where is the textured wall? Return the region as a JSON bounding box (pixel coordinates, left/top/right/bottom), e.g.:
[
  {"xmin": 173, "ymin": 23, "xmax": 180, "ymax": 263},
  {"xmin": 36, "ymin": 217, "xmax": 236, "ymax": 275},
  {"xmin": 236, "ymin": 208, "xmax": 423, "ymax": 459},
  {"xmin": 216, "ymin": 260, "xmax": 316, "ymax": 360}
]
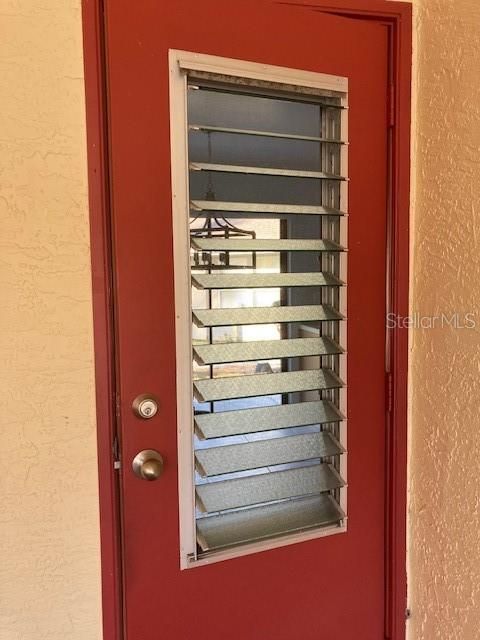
[
  {"xmin": 408, "ymin": 1, "xmax": 480, "ymax": 638},
  {"xmin": 0, "ymin": 1, "xmax": 102, "ymax": 639},
  {"xmin": 3, "ymin": 1, "xmax": 480, "ymax": 639}
]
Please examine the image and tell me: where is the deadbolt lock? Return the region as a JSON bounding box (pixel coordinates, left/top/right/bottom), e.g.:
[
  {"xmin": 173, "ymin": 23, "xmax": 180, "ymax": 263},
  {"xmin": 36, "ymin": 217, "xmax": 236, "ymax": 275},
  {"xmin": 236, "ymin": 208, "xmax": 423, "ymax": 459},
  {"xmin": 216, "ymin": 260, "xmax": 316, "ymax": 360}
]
[
  {"xmin": 132, "ymin": 449, "xmax": 164, "ymax": 481},
  {"xmin": 132, "ymin": 394, "xmax": 159, "ymax": 419}
]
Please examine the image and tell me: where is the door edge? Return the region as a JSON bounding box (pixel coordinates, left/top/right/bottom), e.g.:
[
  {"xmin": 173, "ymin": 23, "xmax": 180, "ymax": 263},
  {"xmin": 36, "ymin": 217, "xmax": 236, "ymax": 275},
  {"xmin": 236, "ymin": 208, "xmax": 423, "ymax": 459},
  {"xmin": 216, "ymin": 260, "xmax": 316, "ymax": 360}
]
[{"xmin": 81, "ymin": 0, "xmax": 123, "ymax": 638}]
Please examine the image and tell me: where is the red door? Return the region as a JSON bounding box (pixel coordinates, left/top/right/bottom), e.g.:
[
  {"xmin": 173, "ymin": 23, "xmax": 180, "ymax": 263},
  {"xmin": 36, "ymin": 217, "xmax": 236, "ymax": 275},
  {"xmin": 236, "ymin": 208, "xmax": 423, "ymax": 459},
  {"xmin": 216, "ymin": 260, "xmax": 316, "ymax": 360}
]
[{"xmin": 104, "ymin": 1, "xmax": 389, "ymax": 638}]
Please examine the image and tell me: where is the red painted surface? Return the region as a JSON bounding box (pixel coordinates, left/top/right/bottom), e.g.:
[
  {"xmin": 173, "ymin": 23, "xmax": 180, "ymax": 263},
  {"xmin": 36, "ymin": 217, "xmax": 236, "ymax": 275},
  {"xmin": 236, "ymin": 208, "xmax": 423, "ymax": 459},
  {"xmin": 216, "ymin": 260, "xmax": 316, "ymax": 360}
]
[
  {"xmin": 81, "ymin": 1, "xmax": 123, "ymax": 638},
  {"xmin": 83, "ymin": 1, "xmax": 411, "ymax": 638},
  {"xmin": 385, "ymin": 8, "xmax": 412, "ymax": 640}
]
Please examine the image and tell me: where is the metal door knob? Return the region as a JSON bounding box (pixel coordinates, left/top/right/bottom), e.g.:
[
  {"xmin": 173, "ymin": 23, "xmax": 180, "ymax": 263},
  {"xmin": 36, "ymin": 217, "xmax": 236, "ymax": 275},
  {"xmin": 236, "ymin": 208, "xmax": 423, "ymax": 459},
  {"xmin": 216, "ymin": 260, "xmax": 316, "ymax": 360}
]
[{"xmin": 132, "ymin": 449, "xmax": 164, "ymax": 481}]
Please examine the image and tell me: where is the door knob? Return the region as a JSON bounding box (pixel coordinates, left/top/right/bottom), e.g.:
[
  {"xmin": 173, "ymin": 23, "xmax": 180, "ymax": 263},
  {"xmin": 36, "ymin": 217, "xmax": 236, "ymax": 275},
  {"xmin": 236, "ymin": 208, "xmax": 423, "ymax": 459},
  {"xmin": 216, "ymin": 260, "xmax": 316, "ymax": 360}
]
[{"xmin": 132, "ymin": 449, "xmax": 164, "ymax": 481}]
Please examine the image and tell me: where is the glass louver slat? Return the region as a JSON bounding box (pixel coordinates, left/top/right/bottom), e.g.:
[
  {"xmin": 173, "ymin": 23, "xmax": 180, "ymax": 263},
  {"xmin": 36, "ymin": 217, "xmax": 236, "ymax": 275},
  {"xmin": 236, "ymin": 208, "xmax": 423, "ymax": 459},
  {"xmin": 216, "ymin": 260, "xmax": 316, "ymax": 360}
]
[
  {"xmin": 196, "ymin": 494, "xmax": 345, "ymax": 552},
  {"xmin": 193, "ymin": 369, "xmax": 344, "ymax": 402},
  {"xmin": 195, "ymin": 399, "xmax": 344, "ymax": 439},
  {"xmin": 192, "ymin": 304, "xmax": 343, "ymax": 328},
  {"xmin": 191, "ymin": 238, "xmax": 344, "ymax": 252},
  {"xmin": 193, "ymin": 336, "xmax": 343, "ymax": 366},
  {"xmin": 195, "ymin": 431, "xmax": 343, "ymax": 477},
  {"xmin": 196, "ymin": 463, "xmax": 344, "ymax": 513},
  {"xmin": 190, "ymin": 200, "xmax": 345, "ymax": 216},
  {"xmin": 192, "ymin": 272, "xmax": 344, "ymax": 290},
  {"xmin": 177, "ymin": 64, "xmax": 348, "ymax": 560},
  {"xmin": 189, "ymin": 161, "xmax": 345, "ymax": 180},
  {"xmin": 189, "ymin": 123, "xmax": 346, "ymax": 144}
]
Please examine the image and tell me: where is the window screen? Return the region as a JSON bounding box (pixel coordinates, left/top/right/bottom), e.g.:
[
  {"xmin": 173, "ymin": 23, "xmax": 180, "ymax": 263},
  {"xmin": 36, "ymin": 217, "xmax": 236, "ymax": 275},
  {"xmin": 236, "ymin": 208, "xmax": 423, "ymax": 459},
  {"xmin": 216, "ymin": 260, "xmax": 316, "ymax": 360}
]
[{"xmin": 183, "ymin": 70, "xmax": 347, "ymax": 557}]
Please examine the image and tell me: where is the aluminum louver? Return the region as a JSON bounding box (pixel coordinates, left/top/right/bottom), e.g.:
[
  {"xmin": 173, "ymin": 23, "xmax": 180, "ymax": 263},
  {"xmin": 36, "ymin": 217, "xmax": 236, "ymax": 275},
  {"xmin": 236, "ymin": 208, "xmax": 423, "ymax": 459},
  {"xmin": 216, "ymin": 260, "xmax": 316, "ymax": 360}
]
[{"xmin": 181, "ymin": 67, "xmax": 348, "ymax": 558}]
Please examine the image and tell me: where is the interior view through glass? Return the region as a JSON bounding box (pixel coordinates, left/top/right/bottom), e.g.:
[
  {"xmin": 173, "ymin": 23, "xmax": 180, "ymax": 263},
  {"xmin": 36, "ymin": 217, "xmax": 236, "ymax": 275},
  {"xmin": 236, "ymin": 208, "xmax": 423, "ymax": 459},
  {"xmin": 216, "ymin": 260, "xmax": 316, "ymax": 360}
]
[{"xmin": 187, "ymin": 75, "xmax": 347, "ymax": 555}]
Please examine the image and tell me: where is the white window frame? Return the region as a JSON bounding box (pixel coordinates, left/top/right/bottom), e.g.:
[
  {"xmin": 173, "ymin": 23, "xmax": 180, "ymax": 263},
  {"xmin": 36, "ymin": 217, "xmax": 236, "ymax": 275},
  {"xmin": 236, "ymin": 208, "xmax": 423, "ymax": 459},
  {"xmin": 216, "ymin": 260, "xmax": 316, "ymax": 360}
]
[{"xmin": 168, "ymin": 49, "xmax": 348, "ymax": 570}]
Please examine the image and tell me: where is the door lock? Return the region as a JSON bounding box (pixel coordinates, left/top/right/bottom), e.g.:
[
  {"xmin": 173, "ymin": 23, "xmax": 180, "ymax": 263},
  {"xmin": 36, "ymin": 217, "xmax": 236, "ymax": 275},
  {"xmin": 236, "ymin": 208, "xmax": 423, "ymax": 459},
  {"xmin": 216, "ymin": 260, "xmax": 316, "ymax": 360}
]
[
  {"xmin": 132, "ymin": 394, "xmax": 159, "ymax": 419},
  {"xmin": 132, "ymin": 449, "xmax": 164, "ymax": 481}
]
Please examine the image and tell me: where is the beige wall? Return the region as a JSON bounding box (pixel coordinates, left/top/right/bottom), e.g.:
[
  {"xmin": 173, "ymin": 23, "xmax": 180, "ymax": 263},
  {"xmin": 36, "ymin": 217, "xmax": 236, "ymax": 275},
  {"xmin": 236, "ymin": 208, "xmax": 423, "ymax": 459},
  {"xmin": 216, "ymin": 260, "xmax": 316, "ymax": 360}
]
[
  {"xmin": 0, "ymin": 1, "xmax": 102, "ymax": 639},
  {"xmin": 408, "ymin": 1, "xmax": 480, "ymax": 638},
  {"xmin": 3, "ymin": 0, "xmax": 480, "ymax": 639}
]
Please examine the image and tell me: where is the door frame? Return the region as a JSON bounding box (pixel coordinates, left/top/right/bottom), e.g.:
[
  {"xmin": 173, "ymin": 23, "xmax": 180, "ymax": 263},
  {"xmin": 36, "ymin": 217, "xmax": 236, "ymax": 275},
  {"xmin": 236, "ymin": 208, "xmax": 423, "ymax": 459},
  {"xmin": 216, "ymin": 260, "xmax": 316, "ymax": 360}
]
[{"xmin": 81, "ymin": 1, "xmax": 412, "ymax": 638}]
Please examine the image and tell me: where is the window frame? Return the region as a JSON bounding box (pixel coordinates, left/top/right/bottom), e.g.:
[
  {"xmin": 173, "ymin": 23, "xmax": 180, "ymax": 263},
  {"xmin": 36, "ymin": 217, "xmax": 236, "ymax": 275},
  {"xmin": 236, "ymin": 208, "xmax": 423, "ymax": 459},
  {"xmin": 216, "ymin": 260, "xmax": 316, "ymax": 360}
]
[{"xmin": 169, "ymin": 49, "xmax": 349, "ymax": 569}]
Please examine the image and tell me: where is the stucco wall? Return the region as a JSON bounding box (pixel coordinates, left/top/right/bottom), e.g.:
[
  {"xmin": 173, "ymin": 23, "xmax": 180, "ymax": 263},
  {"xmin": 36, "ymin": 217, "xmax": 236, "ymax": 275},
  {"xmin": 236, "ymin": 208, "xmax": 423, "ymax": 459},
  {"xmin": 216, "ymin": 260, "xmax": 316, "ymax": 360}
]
[
  {"xmin": 3, "ymin": 0, "xmax": 480, "ymax": 639},
  {"xmin": 0, "ymin": 2, "xmax": 102, "ymax": 639},
  {"xmin": 408, "ymin": 1, "xmax": 480, "ymax": 639}
]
